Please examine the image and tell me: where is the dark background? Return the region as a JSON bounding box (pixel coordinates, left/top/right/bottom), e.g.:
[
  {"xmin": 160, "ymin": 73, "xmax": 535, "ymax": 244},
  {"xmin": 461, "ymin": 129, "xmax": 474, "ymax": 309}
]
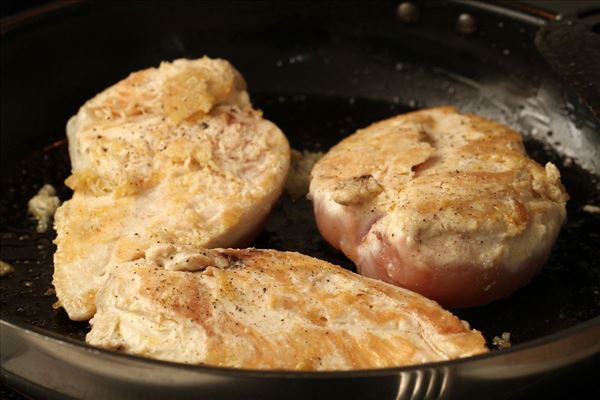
[{"xmin": 2, "ymin": 0, "xmax": 597, "ymax": 19}]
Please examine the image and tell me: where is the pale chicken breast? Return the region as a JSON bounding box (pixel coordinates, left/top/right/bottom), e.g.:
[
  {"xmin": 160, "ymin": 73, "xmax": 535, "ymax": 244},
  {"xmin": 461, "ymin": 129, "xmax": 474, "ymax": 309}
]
[
  {"xmin": 86, "ymin": 244, "xmax": 487, "ymax": 370},
  {"xmin": 309, "ymin": 107, "xmax": 568, "ymax": 308},
  {"xmin": 54, "ymin": 57, "xmax": 290, "ymax": 320}
]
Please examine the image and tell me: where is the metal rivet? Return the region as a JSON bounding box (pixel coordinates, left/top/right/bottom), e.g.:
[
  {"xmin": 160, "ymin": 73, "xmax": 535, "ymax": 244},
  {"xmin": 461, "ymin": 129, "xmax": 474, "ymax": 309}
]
[
  {"xmin": 456, "ymin": 13, "xmax": 477, "ymax": 35},
  {"xmin": 397, "ymin": 2, "xmax": 420, "ymax": 24}
]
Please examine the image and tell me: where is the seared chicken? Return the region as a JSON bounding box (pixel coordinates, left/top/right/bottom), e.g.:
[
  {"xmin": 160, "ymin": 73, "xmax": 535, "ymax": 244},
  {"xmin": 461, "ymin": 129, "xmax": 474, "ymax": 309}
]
[
  {"xmin": 309, "ymin": 107, "xmax": 567, "ymax": 307},
  {"xmin": 54, "ymin": 58, "xmax": 290, "ymax": 320},
  {"xmin": 87, "ymin": 244, "xmax": 487, "ymax": 370}
]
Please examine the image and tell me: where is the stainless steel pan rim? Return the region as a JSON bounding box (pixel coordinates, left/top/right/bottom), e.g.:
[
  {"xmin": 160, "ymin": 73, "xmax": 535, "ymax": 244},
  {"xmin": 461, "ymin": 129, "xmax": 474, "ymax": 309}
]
[{"xmin": 2, "ymin": 316, "xmax": 599, "ymax": 378}]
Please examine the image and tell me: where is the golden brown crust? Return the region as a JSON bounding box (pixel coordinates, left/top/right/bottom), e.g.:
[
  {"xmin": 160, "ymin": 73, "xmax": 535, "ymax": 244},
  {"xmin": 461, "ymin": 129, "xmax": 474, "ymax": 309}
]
[
  {"xmin": 53, "ymin": 58, "xmax": 290, "ymax": 321},
  {"xmin": 87, "ymin": 245, "xmax": 487, "ymax": 370},
  {"xmin": 309, "ymin": 107, "xmax": 568, "ymax": 307}
]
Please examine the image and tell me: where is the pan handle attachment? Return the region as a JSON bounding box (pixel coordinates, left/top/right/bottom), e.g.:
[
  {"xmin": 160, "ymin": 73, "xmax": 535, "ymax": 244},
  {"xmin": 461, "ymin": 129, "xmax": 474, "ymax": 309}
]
[
  {"xmin": 400, "ymin": 1, "xmax": 600, "ymax": 120},
  {"xmin": 489, "ymin": 0, "xmax": 600, "ymax": 120}
]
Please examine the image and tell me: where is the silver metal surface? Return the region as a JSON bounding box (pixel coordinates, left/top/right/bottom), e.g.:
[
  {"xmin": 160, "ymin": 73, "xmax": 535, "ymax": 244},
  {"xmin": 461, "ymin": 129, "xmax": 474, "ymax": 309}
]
[
  {"xmin": 397, "ymin": 2, "xmax": 420, "ymax": 24},
  {"xmin": 2, "ymin": 319, "xmax": 599, "ymax": 399},
  {"xmin": 456, "ymin": 13, "xmax": 477, "ymax": 35}
]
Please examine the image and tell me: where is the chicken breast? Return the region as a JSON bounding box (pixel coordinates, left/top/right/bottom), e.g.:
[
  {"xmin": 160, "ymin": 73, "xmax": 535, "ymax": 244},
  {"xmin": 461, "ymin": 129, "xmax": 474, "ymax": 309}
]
[
  {"xmin": 54, "ymin": 57, "xmax": 290, "ymax": 321},
  {"xmin": 309, "ymin": 107, "xmax": 567, "ymax": 308},
  {"xmin": 86, "ymin": 244, "xmax": 487, "ymax": 370}
]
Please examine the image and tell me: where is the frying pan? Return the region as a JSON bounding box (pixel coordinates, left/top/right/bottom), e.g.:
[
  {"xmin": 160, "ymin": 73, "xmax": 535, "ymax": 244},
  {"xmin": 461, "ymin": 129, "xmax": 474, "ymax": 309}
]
[{"xmin": 1, "ymin": 1, "xmax": 599, "ymax": 398}]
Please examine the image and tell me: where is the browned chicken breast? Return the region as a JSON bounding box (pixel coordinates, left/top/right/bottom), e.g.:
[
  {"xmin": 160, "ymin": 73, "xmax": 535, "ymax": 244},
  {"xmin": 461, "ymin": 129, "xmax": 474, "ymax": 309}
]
[
  {"xmin": 53, "ymin": 57, "xmax": 290, "ymax": 320},
  {"xmin": 86, "ymin": 244, "xmax": 487, "ymax": 370},
  {"xmin": 309, "ymin": 107, "xmax": 568, "ymax": 307}
]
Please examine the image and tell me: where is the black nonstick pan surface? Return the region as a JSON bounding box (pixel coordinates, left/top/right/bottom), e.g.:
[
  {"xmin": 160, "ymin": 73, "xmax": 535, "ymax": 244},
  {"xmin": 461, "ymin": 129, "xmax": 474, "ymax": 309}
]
[{"xmin": 1, "ymin": 1, "xmax": 599, "ymax": 399}]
